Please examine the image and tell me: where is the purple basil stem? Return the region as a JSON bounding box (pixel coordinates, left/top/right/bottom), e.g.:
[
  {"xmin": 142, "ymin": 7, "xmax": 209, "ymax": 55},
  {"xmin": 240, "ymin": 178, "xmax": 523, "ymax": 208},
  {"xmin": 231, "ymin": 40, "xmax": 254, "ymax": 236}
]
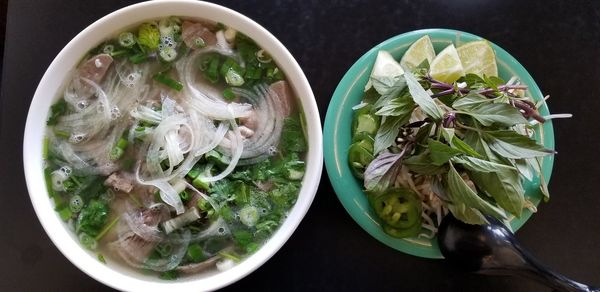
[
  {"xmin": 443, "ymin": 112, "xmax": 456, "ymax": 128},
  {"xmin": 512, "ymin": 100, "xmax": 546, "ymax": 123}
]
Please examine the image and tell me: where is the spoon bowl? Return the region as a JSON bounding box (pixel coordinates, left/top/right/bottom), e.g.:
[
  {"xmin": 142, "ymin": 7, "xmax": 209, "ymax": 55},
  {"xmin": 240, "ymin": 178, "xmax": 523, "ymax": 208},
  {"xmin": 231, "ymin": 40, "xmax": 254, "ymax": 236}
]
[{"xmin": 438, "ymin": 215, "xmax": 598, "ymax": 292}]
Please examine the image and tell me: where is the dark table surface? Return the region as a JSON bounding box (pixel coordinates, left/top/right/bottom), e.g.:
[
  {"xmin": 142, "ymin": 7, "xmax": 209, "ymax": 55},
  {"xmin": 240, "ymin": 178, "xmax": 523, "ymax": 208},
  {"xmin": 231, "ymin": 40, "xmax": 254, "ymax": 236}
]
[{"xmin": 2, "ymin": 0, "xmax": 600, "ymax": 291}]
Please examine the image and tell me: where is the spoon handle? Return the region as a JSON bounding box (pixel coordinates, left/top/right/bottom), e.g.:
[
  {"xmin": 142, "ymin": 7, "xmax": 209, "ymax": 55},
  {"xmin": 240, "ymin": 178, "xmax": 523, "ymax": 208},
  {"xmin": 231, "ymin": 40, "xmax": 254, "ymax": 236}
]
[{"xmin": 514, "ymin": 244, "xmax": 598, "ymax": 292}]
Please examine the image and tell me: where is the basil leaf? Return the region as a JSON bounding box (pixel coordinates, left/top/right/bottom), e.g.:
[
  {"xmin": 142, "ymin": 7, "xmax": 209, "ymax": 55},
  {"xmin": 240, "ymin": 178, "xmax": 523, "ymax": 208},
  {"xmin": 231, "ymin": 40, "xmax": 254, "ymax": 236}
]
[
  {"xmin": 440, "ymin": 128, "xmax": 455, "ymax": 143},
  {"xmin": 451, "ymin": 136, "xmax": 484, "ymax": 158},
  {"xmin": 375, "ymin": 89, "xmax": 415, "ymax": 117},
  {"xmin": 452, "ymin": 93, "xmax": 492, "ymax": 110},
  {"xmin": 403, "ymin": 69, "xmax": 444, "ymax": 121},
  {"xmin": 447, "ymin": 202, "xmax": 488, "ymax": 225},
  {"xmin": 373, "ymin": 77, "xmax": 407, "ymax": 110},
  {"xmin": 373, "ymin": 114, "xmax": 412, "ymax": 154},
  {"xmin": 463, "ymin": 131, "xmax": 526, "ymax": 217},
  {"xmin": 514, "ymin": 159, "xmax": 534, "ymax": 182},
  {"xmin": 451, "ymin": 156, "xmax": 516, "ymax": 173},
  {"xmin": 457, "ymin": 103, "xmax": 528, "ymax": 127},
  {"xmin": 447, "ymin": 162, "xmax": 507, "ymax": 220},
  {"xmin": 428, "ymin": 139, "xmax": 463, "ymax": 165},
  {"xmin": 404, "ymin": 152, "xmax": 448, "ymax": 175},
  {"xmin": 483, "ymin": 130, "xmax": 555, "ymax": 159},
  {"xmin": 469, "ymin": 166, "xmax": 525, "ymax": 218},
  {"xmin": 430, "ymin": 177, "xmax": 449, "ymax": 201},
  {"xmin": 363, "ymin": 151, "xmax": 404, "ymax": 193}
]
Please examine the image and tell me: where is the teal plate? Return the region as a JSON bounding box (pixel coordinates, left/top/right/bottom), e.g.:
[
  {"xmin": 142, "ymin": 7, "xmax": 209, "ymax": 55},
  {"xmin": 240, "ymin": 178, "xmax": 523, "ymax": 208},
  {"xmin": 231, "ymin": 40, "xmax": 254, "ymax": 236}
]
[{"xmin": 323, "ymin": 29, "xmax": 555, "ymax": 259}]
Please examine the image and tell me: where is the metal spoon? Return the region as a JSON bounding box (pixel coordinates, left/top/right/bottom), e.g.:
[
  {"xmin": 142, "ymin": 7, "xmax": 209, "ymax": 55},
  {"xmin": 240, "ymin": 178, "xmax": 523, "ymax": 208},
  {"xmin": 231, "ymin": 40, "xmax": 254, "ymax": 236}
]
[{"xmin": 437, "ymin": 214, "xmax": 598, "ymax": 292}]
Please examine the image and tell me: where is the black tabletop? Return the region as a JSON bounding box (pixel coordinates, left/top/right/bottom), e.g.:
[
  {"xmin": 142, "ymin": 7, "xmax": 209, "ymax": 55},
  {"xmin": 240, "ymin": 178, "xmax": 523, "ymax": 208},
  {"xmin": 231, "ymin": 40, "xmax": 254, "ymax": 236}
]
[{"xmin": 2, "ymin": 0, "xmax": 600, "ymax": 291}]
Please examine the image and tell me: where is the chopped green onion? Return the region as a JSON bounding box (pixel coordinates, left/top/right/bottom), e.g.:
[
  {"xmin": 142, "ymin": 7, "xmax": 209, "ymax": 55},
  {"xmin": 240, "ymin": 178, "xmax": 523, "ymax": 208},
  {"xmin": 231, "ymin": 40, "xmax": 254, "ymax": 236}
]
[
  {"xmin": 57, "ymin": 206, "xmax": 72, "ymax": 221},
  {"xmin": 239, "ymin": 205, "xmax": 259, "ymax": 227},
  {"xmin": 153, "ymin": 73, "xmax": 183, "ymax": 91},
  {"xmin": 223, "ymin": 87, "xmax": 236, "ymax": 101},
  {"xmin": 159, "ymin": 270, "xmax": 178, "ymax": 280},
  {"xmin": 244, "ymin": 65, "xmax": 262, "ymax": 80},
  {"xmin": 44, "ymin": 167, "xmax": 56, "ymax": 198},
  {"xmin": 159, "ymin": 47, "xmax": 178, "ymax": 62},
  {"xmin": 116, "ymin": 137, "xmax": 128, "ymax": 149},
  {"xmin": 179, "ymin": 190, "xmax": 190, "ymax": 202},
  {"xmin": 54, "ymin": 129, "xmax": 70, "ymax": 139},
  {"xmin": 186, "ymin": 244, "xmax": 205, "ymax": 262},
  {"xmin": 102, "ymin": 44, "xmax": 115, "ymax": 55},
  {"xmin": 109, "ymin": 49, "xmax": 130, "ymax": 58},
  {"xmin": 206, "ymin": 57, "xmax": 221, "ymax": 83},
  {"xmin": 118, "ymin": 32, "xmax": 136, "ymax": 47},
  {"xmin": 97, "ymin": 253, "xmax": 106, "ymax": 264},
  {"xmin": 186, "ymin": 165, "xmax": 201, "ymax": 180},
  {"xmin": 109, "ymin": 147, "xmax": 124, "ymax": 161},
  {"xmin": 194, "ymin": 37, "xmax": 206, "ymax": 48},
  {"xmin": 79, "ymin": 233, "xmax": 98, "ymax": 250},
  {"xmin": 129, "ymin": 53, "xmax": 148, "ymax": 64},
  {"xmin": 192, "ymin": 176, "xmax": 209, "ymax": 191},
  {"xmin": 218, "ymin": 251, "xmax": 241, "ymax": 262},
  {"xmin": 69, "ymin": 195, "xmax": 84, "ymax": 213},
  {"xmin": 225, "ymin": 68, "xmax": 245, "ymax": 86}
]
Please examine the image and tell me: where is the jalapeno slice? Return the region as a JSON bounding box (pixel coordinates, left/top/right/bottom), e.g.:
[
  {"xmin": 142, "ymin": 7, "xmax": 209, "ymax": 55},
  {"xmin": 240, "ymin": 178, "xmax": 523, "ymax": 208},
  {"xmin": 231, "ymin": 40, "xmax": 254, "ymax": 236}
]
[
  {"xmin": 382, "ymin": 220, "xmax": 421, "ymax": 238},
  {"xmin": 369, "ymin": 187, "xmax": 422, "ymax": 229},
  {"xmin": 348, "ymin": 138, "xmax": 374, "ymax": 178}
]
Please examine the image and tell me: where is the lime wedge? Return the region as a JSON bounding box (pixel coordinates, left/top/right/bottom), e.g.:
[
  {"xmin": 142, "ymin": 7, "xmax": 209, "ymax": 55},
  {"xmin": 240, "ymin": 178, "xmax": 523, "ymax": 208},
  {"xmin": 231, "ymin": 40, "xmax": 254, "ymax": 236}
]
[
  {"xmin": 400, "ymin": 35, "xmax": 436, "ymax": 71},
  {"xmin": 429, "ymin": 44, "xmax": 464, "ymax": 84},
  {"xmin": 457, "ymin": 40, "xmax": 498, "ymax": 77},
  {"xmin": 364, "ymin": 50, "xmax": 404, "ymax": 94}
]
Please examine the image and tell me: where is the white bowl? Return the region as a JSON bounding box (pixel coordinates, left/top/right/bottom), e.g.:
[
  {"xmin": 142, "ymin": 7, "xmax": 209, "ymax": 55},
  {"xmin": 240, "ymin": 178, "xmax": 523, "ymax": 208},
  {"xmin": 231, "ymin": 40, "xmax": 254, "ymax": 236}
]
[{"xmin": 22, "ymin": 1, "xmax": 322, "ymax": 291}]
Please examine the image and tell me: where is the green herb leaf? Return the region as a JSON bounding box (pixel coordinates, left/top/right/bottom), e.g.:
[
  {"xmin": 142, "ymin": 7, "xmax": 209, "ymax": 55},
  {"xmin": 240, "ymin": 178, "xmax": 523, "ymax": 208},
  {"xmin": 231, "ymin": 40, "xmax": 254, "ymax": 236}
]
[
  {"xmin": 76, "ymin": 200, "xmax": 109, "ymax": 238},
  {"xmin": 463, "ymin": 131, "xmax": 526, "ymax": 217},
  {"xmin": 373, "ymin": 115, "xmax": 410, "ymax": 154},
  {"xmin": 363, "ymin": 151, "xmax": 404, "ymax": 194},
  {"xmin": 447, "ymin": 162, "xmax": 507, "ymax": 220},
  {"xmin": 451, "ymin": 155, "xmax": 516, "ymax": 173},
  {"xmin": 452, "ymin": 93, "xmax": 492, "ymax": 110},
  {"xmin": 403, "ymin": 152, "xmax": 447, "ymax": 175},
  {"xmin": 483, "ymin": 130, "xmax": 555, "ymax": 159},
  {"xmin": 371, "ymin": 75, "xmax": 407, "ymax": 101},
  {"xmin": 428, "ymin": 139, "xmax": 463, "ymax": 165},
  {"xmin": 404, "ymin": 69, "xmax": 444, "ymax": 121},
  {"xmin": 447, "ymin": 202, "xmax": 488, "ymax": 225},
  {"xmin": 47, "ymin": 99, "xmax": 68, "ymax": 126},
  {"xmin": 280, "ymin": 115, "xmax": 307, "ymax": 153},
  {"xmin": 413, "ymin": 123, "xmax": 433, "ymax": 145},
  {"xmin": 374, "ymin": 89, "xmax": 415, "ymax": 117},
  {"xmin": 450, "ymin": 136, "xmax": 484, "ymax": 158},
  {"xmin": 457, "ymin": 103, "xmax": 528, "ymax": 127}
]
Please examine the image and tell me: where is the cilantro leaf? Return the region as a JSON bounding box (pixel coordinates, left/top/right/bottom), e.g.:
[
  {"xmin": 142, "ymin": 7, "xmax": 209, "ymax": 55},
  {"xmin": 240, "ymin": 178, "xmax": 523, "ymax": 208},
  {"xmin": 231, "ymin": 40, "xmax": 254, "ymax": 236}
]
[
  {"xmin": 47, "ymin": 99, "xmax": 67, "ymax": 126},
  {"xmin": 280, "ymin": 116, "xmax": 307, "ymax": 153}
]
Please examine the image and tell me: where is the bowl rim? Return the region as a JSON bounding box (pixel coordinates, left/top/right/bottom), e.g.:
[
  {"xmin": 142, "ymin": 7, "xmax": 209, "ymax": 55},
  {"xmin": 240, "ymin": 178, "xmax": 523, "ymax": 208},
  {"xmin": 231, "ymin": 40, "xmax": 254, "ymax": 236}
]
[
  {"xmin": 22, "ymin": 1, "xmax": 322, "ymax": 291},
  {"xmin": 323, "ymin": 28, "xmax": 554, "ymax": 259}
]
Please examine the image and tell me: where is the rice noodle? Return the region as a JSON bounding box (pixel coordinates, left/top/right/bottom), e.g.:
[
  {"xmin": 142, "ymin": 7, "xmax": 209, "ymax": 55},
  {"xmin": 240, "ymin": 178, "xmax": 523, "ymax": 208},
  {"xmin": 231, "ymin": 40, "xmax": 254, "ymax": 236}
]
[
  {"xmin": 223, "ymin": 84, "xmax": 285, "ymax": 160},
  {"xmin": 177, "ymin": 48, "xmax": 252, "ymax": 120},
  {"xmin": 197, "ymin": 120, "xmax": 243, "ymax": 182}
]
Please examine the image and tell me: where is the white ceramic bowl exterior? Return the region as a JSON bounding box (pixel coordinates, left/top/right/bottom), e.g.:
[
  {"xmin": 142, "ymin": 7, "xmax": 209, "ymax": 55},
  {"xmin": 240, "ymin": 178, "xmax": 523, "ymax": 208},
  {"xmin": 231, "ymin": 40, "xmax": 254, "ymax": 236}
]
[{"xmin": 23, "ymin": 1, "xmax": 322, "ymax": 291}]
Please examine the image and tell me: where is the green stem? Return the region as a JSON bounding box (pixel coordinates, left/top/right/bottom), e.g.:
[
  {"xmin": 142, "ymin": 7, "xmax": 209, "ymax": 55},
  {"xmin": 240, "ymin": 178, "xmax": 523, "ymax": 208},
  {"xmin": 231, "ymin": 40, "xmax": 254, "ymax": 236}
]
[{"xmin": 95, "ymin": 216, "xmax": 120, "ymax": 241}]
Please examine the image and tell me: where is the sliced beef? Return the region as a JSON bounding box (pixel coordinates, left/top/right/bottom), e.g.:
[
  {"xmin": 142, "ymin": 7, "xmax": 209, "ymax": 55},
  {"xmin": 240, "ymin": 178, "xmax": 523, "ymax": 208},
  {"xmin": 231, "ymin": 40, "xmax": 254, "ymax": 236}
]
[
  {"xmin": 269, "ymin": 80, "xmax": 296, "ymax": 117},
  {"xmin": 78, "ymin": 54, "xmax": 113, "ymax": 84},
  {"xmin": 104, "ymin": 172, "xmax": 134, "ymax": 193},
  {"xmin": 182, "ymin": 21, "xmax": 217, "ymax": 49}
]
